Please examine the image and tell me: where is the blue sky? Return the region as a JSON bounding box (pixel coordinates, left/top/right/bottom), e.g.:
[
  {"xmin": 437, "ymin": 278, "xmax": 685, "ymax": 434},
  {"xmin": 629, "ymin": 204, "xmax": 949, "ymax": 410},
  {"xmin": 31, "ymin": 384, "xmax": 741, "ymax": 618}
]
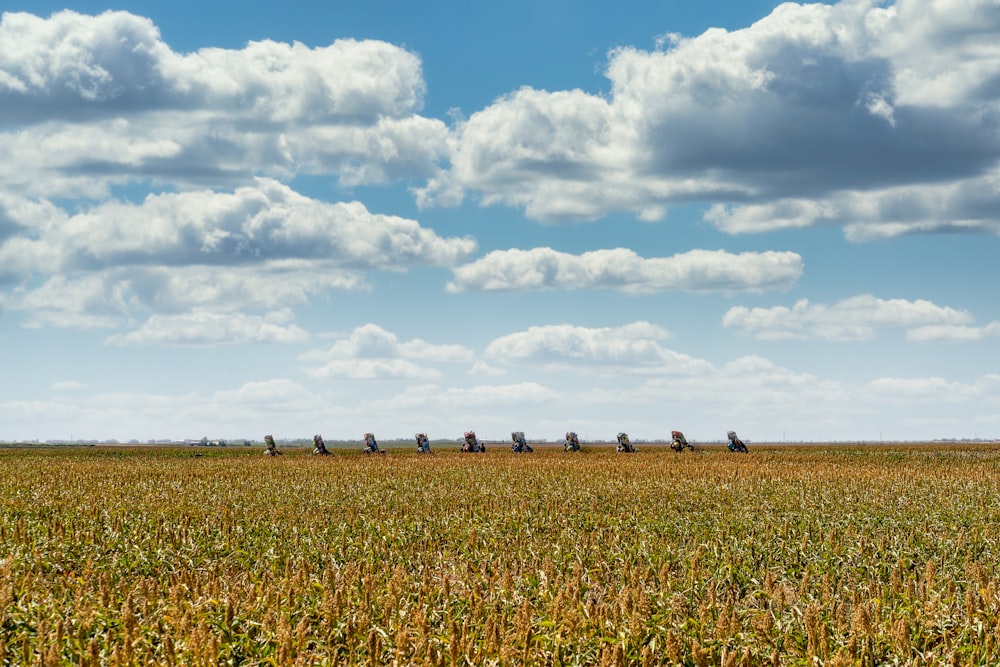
[{"xmin": 2, "ymin": 0, "xmax": 1000, "ymax": 443}]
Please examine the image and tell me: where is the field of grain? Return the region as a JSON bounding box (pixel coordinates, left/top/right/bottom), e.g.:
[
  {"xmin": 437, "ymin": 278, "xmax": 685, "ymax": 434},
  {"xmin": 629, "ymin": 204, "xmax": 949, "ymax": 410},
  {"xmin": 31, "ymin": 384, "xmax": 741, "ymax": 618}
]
[{"xmin": 2, "ymin": 445, "xmax": 1000, "ymax": 665}]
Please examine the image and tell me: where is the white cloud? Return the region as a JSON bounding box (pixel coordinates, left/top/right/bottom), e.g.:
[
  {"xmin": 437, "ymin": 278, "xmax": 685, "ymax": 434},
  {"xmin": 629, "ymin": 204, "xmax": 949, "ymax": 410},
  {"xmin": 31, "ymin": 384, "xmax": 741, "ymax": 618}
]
[
  {"xmin": 119, "ymin": 261, "xmax": 366, "ymax": 312},
  {"xmin": 105, "ymin": 309, "xmax": 308, "ymax": 346},
  {"xmin": 723, "ymin": 294, "xmax": 974, "ymax": 340},
  {"xmin": 416, "ymin": 87, "xmax": 631, "ymax": 220},
  {"xmin": 299, "ymin": 324, "xmax": 476, "ymax": 380},
  {"xmin": 705, "ymin": 200, "xmax": 840, "ymax": 234},
  {"xmin": 0, "ymin": 180, "xmax": 476, "ymax": 334},
  {"xmin": 447, "ymin": 247, "xmax": 802, "ymax": 293},
  {"xmin": 485, "ymin": 321, "xmax": 714, "ymax": 375},
  {"xmin": 416, "ymin": 0, "xmax": 1000, "ymax": 236},
  {"xmin": 0, "ymin": 179, "xmax": 475, "ymax": 277},
  {"xmin": 875, "ymin": 0, "xmax": 1000, "ymax": 108},
  {"xmin": 0, "ymin": 11, "xmax": 447, "ymax": 196},
  {"xmin": 0, "ymin": 10, "xmax": 171, "ymax": 105}
]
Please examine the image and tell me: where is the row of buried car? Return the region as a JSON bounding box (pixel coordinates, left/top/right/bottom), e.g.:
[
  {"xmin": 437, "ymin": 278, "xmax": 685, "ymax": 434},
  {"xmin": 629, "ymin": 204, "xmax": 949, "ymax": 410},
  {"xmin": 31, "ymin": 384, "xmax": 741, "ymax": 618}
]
[{"xmin": 263, "ymin": 430, "xmax": 749, "ymax": 455}]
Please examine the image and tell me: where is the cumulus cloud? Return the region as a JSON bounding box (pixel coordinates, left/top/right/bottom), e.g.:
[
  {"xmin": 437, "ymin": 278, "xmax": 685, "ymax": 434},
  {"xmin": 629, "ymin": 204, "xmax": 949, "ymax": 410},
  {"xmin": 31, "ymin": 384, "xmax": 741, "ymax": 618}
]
[
  {"xmin": 0, "ymin": 11, "xmax": 421, "ymax": 119},
  {"xmin": 485, "ymin": 321, "xmax": 714, "ymax": 375},
  {"xmin": 0, "ymin": 11, "xmax": 447, "ymax": 197},
  {"xmin": 447, "ymin": 247, "xmax": 802, "ymax": 293},
  {"xmin": 418, "ymin": 0, "xmax": 1000, "ymax": 237},
  {"xmin": 0, "ymin": 180, "xmax": 475, "ymax": 333},
  {"xmin": 299, "ymin": 323, "xmax": 476, "ymax": 380},
  {"xmin": 416, "ymin": 87, "xmax": 631, "ymax": 220},
  {"xmin": 723, "ymin": 294, "xmax": 973, "ymax": 340},
  {"xmin": 1, "ymin": 178, "xmax": 475, "ymax": 278}
]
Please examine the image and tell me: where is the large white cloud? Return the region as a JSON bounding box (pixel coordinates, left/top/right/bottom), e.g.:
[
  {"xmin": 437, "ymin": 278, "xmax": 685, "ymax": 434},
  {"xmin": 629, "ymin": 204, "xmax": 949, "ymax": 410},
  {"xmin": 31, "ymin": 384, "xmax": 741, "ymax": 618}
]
[
  {"xmin": 723, "ymin": 294, "xmax": 974, "ymax": 340},
  {"xmin": 447, "ymin": 247, "xmax": 802, "ymax": 293},
  {"xmin": 876, "ymin": 0, "xmax": 1000, "ymax": 108},
  {"xmin": 485, "ymin": 321, "xmax": 714, "ymax": 375},
  {"xmin": 0, "ymin": 112, "xmax": 449, "ymax": 200},
  {"xmin": 0, "ymin": 10, "xmax": 448, "ymax": 197},
  {"xmin": 0, "ymin": 179, "xmax": 475, "ymax": 331},
  {"xmin": 0, "ymin": 11, "xmax": 422, "ymax": 118},
  {"xmin": 6, "ymin": 178, "xmax": 475, "ymax": 274},
  {"xmin": 416, "ymin": 87, "xmax": 637, "ymax": 220},
  {"xmin": 418, "ymin": 0, "xmax": 1000, "ymax": 236}
]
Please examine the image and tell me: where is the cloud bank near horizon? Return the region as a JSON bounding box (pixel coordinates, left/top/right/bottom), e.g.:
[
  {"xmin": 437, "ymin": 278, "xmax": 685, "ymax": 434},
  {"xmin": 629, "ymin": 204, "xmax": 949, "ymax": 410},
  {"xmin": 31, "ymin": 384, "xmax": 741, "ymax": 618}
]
[{"xmin": 6, "ymin": 319, "xmax": 1000, "ymax": 442}]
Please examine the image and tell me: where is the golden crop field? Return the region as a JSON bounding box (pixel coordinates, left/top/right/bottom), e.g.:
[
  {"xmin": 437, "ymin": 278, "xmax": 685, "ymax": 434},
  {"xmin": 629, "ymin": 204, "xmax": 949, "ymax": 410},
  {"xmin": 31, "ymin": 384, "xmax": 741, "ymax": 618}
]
[{"xmin": 2, "ymin": 444, "xmax": 1000, "ymax": 666}]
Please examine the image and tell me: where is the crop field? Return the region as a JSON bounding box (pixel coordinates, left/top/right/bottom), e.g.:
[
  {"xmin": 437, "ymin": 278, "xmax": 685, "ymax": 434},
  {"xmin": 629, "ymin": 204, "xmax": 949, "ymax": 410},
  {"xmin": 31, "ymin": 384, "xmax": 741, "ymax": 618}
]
[{"xmin": 2, "ymin": 444, "xmax": 1000, "ymax": 666}]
